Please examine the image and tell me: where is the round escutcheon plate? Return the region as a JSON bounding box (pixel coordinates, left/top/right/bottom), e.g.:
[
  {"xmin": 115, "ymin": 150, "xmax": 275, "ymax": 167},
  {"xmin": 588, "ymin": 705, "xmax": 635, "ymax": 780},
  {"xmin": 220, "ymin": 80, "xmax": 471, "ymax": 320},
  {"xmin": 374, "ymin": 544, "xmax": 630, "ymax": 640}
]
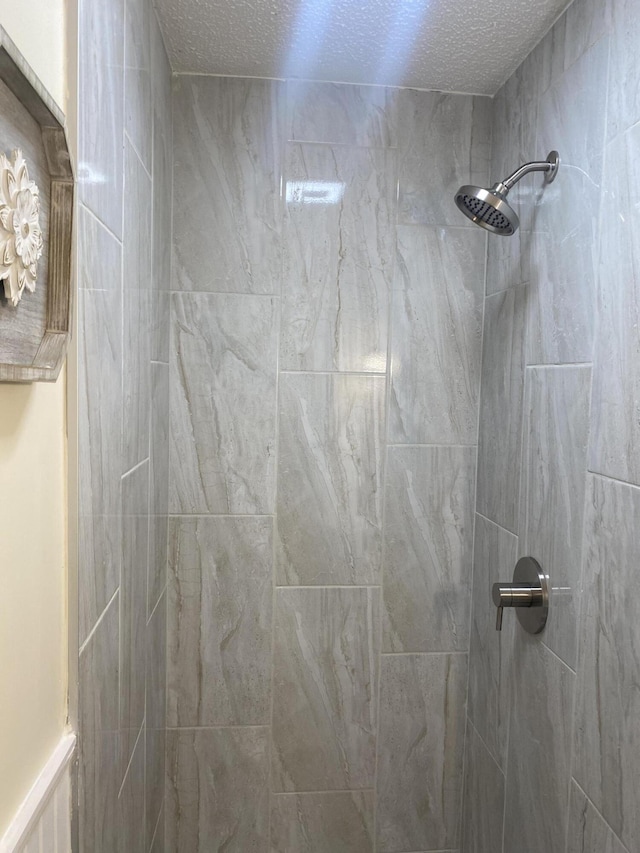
[{"xmin": 514, "ymin": 556, "xmax": 549, "ymax": 635}]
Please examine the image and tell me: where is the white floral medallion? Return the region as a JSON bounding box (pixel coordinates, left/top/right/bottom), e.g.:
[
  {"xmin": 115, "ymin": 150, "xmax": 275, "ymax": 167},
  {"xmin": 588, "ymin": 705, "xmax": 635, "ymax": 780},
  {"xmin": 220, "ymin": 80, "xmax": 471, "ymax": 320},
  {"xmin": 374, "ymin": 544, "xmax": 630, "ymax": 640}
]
[{"xmin": 0, "ymin": 148, "xmax": 43, "ymax": 306}]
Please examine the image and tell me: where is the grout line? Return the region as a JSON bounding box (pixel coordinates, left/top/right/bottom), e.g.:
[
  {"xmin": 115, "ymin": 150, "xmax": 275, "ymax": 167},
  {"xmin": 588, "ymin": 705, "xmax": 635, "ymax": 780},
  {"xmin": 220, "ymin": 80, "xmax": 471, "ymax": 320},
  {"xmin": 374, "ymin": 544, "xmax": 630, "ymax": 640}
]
[
  {"xmin": 589, "ymin": 470, "xmax": 640, "ymax": 492},
  {"xmin": 570, "ymin": 778, "xmax": 630, "ymax": 853},
  {"xmin": 381, "ymin": 650, "xmax": 469, "ymax": 657},
  {"xmin": 466, "ymin": 717, "xmax": 505, "ymax": 778},
  {"xmin": 275, "ymin": 584, "xmax": 381, "ymax": 590},
  {"xmin": 121, "ymin": 456, "xmax": 150, "ymax": 481},
  {"xmin": 79, "ymin": 201, "xmax": 124, "ymax": 248},
  {"xmin": 78, "ymin": 588, "xmax": 119, "ymax": 656},
  {"xmin": 117, "ymin": 715, "xmax": 145, "ymax": 799},
  {"xmin": 124, "ymin": 129, "xmax": 153, "ymax": 182}
]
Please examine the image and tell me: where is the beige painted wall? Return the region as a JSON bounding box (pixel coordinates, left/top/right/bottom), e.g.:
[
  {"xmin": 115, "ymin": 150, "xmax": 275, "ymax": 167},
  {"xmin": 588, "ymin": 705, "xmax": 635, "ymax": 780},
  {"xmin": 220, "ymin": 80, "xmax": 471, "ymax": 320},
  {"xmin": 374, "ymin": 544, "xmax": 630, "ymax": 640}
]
[{"xmin": 0, "ymin": 0, "xmax": 72, "ymax": 837}]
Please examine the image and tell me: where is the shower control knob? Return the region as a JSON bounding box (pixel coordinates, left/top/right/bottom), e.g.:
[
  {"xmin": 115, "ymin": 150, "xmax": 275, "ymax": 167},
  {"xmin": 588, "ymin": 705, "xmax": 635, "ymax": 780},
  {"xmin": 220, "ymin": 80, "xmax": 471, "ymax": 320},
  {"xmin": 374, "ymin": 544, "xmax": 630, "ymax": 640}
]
[{"xmin": 491, "ymin": 556, "xmax": 549, "ymax": 635}]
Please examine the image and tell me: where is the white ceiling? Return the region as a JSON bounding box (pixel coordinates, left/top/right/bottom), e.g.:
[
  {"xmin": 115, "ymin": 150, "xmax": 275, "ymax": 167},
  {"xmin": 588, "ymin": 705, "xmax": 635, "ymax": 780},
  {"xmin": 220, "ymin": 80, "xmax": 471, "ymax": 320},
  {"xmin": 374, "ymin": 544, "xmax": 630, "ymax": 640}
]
[{"xmin": 154, "ymin": 0, "xmax": 572, "ymax": 96}]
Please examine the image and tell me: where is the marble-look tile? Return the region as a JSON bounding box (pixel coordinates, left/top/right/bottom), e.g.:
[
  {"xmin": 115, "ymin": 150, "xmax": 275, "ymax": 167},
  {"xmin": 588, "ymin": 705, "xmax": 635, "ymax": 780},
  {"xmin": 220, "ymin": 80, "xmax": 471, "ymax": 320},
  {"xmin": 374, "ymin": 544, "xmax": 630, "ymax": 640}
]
[
  {"xmin": 528, "ymin": 37, "xmax": 608, "ymax": 365},
  {"xmin": 78, "ymin": 285, "xmax": 122, "ymax": 643},
  {"xmin": 287, "ymin": 80, "xmax": 397, "ymax": 146},
  {"xmin": 519, "ymin": 366, "xmax": 591, "ymax": 668},
  {"xmin": 123, "ymin": 140, "xmax": 153, "ymax": 472},
  {"xmin": 376, "ymin": 653, "xmax": 467, "ymax": 852},
  {"xmin": 150, "ymin": 808, "xmax": 164, "ymax": 853},
  {"xmin": 120, "ymin": 461, "xmax": 149, "ymax": 777},
  {"xmin": 79, "ymin": 204, "xmax": 121, "ymax": 292},
  {"xmin": 276, "ymin": 374, "xmax": 385, "ymax": 585},
  {"xmin": 563, "ymin": 0, "xmax": 612, "ymax": 71},
  {"xmin": 125, "ymin": 0, "xmax": 152, "ymax": 170},
  {"xmin": 78, "ymin": 0, "xmax": 124, "ymax": 236},
  {"xmin": 476, "ymin": 286, "xmax": 527, "ymax": 533},
  {"xmin": 389, "ymin": 226, "xmax": 484, "ymax": 444},
  {"xmin": 148, "ymin": 362, "xmax": 169, "ymax": 615},
  {"xmin": 167, "ymin": 516, "xmax": 273, "ymax": 726},
  {"xmin": 270, "ymin": 791, "xmax": 374, "ymax": 853},
  {"xmin": 503, "ymin": 638, "xmax": 574, "ymax": 853},
  {"xmin": 574, "ymin": 475, "xmax": 640, "ymax": 851},
  {"xmin": 567, "ymin": 781, "xmax": 628, "ymax": 853},
  {"xmin": 118, "ymin": 723, "xmax": 145, "ymax": 853},
  {"xmin": 169, "ymin": 292, "xmax": 278, "ymax": 514},
  {"xmin": 272, "ymin": 588, "xmax": 379, "ymax": 792},
  {"xmin": 146, "ymin": 590, "xmax": 166, "ymax": 849},
  {"xmin": 460, "ymin": 722, "xmax": 505, "ymax": 853},
  {"xmin": 281, "ymin": 143, "xmax": 394, "ymax": 372},
  {"xmin": 382, "ymin": 446, "xmax": 475, "ymax": 653},
  {"xmin": 485, "ymin": 226, "xmax": 533, "ymax": 295},
  {"xmin": 165, "ymin": 727, "xmax": 270, "ymax": 851},
  {"xmin": 172, "ymin": 76, "xmax": 283, "ymax": 293},
  {"xmin": 467, "ymin": 514, "xmax": 518, "ymax": 770},
  {"xmin": 529, "ymin": 11, "xmax": 567, "ymax": 98},
  {"xmin": 607, "ymin": 0, "xmax": 640, "ymax": 141},
  {"xmin": 79, "ymin": 593, "xmax": 120, "ymax": 853},
  {"xmin": 590, "ymin": 122, "xmax": 640, "ymax": 486},
  {"xmin": 398, "ymin": 91, "xmax": 491, "ymax": 227}
]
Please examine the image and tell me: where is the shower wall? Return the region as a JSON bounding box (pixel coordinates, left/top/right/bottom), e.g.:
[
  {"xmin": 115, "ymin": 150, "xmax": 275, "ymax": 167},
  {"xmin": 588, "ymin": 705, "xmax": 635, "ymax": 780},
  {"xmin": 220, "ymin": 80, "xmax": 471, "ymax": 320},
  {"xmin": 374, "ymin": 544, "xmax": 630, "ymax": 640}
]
[
  {"xmin": 166, "ymin": 76, "xmax": 490, "ymax": 851},
  {"xmin": 76, "ymin": 0, "xmax": 172, "ymax": 848},
  {"xmin": 462, "ymin": 0, "xmax": 638, "ymax": 851}
]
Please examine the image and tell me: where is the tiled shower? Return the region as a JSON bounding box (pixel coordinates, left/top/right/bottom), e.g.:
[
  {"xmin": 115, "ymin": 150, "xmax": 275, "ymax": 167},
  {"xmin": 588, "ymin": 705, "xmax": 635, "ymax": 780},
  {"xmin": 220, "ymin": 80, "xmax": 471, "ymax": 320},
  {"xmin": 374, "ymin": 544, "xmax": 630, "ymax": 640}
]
[{"xmin": 75, "ymin": 0, "xmax": 640, "ymax": 851}]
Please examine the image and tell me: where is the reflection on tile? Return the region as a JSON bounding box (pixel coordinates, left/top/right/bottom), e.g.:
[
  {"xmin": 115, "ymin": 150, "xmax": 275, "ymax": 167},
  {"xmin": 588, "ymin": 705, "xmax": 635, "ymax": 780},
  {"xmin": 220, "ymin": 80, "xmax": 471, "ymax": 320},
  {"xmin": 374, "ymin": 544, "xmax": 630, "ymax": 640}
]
[
  {"xmin": 172, "ymin": 76, "xmax": 283, "ymax": 293},
  {"xmin": 276, "ymin": 374, "xmax": 385, "ymax": 585},
  {"xmin": 78, "ymin": 0, "xmax": 124, "ymax": 236},
  {"xmin": 120, "ymin": 461, "xmax": 149, "ymax": 776},
  {"xmin": 78, "ymin": 286, "xmax": 122, "ymax": 643},
  {"xmin": 167, "ymin": 516, "xmax": 273, "ymax": 726},
  {"xmin": 382, "ymin": 446, "xmax": 475, "ymax": 653},
  {"xmin": 79, "ymin": 593, "xmax": 119, "ymax": 853},
  {"xmin": 169, "ymin": 292, "xmax": 277, "ymax": 514},
  {"xmin": 376, "ymin": 653, "xmax": 467, "ymax": 852},
  {"xmin": 398, "ymin": 90, "xmax": 491, "ymax": 227},
  {"xmin": 287, "ymin": 80, "xmax": 397, "ymax": 147},
  {"xmin": 281, "ymin": 143, "xmax": 394, "ymax": 372},
  {"xmin": 461, "ymin": 722, "xmax": 505, "ymax": 853},
  {"xmin": 149, "ymin": 362, "xmax": 169, "ymax": 615},
  {"xmin": 567, "ymin": 781, "xmax": 627, "ymax": 853},
  {"xmin": 607, "ymin": 0, "xmax": 640, "ymax": 141},
  {"xmin": 146, "ymin": 589, "xmax": 166, "ymax": 847},
  {"xmin": 476, "ymin": 286, "xmax": 527, "ymax": 533},
  {"xmin": 528, "ymin": 37, "xmax": 608, "ymax": 365},
  {"xmin": 118, "ymin": 723, "xmax": 145, "ymax": 853},
  {"xmin": 519, "ymin": 366, "xmax": 590, "ymax": 669},
  {"xmin": 270, "ymin": 791, "xmax": 374, "ymax": 853},
  {"xmin": 123, "ymin": 140, "xmax": 153, "ymax": 471},
  {"xmin": 467, "ymin": 514, "xmax": 517, "ymax": 770},
  {"xmin": 389, "ymin": 226, "xmax": 484, "ymax": 444},
  {"xmin": 590, "ymin": 122, "xmax": 640, "ymax": 487},
  {"xmin": 503, "ymin": 638, "xmax": 574, "ymax": 853},
  {"xmin": 165, "ymin": 727, "xmax": 270, "ymax": 851},
  {"xmin": 125, "ymin": 0, "xmax": 152, "ymax": 170},
  {"xmin": 272, "ymin": 588, "xmax": 379, "ymax": 792},
  {"xmin": 574, "ymin": 476, "xmax": 640, "ymax": 851}
]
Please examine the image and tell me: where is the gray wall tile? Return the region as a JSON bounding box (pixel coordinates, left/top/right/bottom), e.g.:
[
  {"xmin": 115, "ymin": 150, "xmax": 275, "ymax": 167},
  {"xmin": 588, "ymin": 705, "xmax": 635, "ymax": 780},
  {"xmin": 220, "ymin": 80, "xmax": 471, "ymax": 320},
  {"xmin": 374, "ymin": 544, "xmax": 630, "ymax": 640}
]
[
  {"xmin": 120, "ymin": 461, "xmax": 150, "ymax": 776},
  {"xmin": 270, "ymin": 791, "xmax": 374, "ymax": 853},
  {"xmin": 281, "ymin": 143, "xmax": 394, "ymax": 372},
  {"xmin": 376, "ymin": 653, "xmax": 467, "ymax": 852},
  {"xmin": 286, "ymin": 80, "xmax": 398, "ymax": 147},
  {"xmin": 165, "ymin": 727, "xmax": 270, "ymax": 851},
  {"xmin": 574, "ymin": 475, "xmax": 640, "ymax": 852},
  {"xmin": 567, "ymin": 781, "xmax": 628, "ymax": 853},
  {"xmin": 389, "ymin": 225, "xmax": 484, "ymax": 444},
  {"xmin": 276, "ymin": 373, "xmax": 385, "ymax": 585},
  {"xmin": 461, "ymin": 722, "xmax": 505, "ymax": 853},
  {"xmin": 398, "ymin": 90, "xmax": 491, "ymax": 227},
  {"xmin": 476, "ymin": 285, "xmax": 527, "ymax": 533},
  {"xmin": 272, "ymin": 588, "xmax": 379, "ymax": 792},
  {"xmin": 172, "ymin": 76, "xmax": 283, "ymax": 293},
  {"xmin": 467, "ymin": 514, "xmax": 518, "ymax": 770},
  {"xmin": 118, "ymin": 723, "xmax": 145, "ymax": 853},
  {"xmin": 146, "ymin": 590, "xmax": 167, "ymax": 850},
  {"xmin": 382, "ymin": 446, "xmax": 475, "ymax": 653},
  {"xmin": 519, "ymin": 366, "xmax": 591, "ymax": 669},
  {"xmin": 503, "ymin": 638, "xmax": 574, "ymax": 853},
  {"xmin": 590, "ymin": 122, "xmax": 640, "ymax": 487},
  {"xmin": 125, "ymin": 0, "xmax": 152, "ymax": 170},
  {"xmin": 606, "ymin": 0, "xmax": 640, "ymax": 141},
  {"xmin": 167, "ymin": 516, "xmax": 273, "ymax": 726},
  {"xmin": 169, "ymin": 292, "xmax": 278, "ymax": 514},
  {"xmin": 148, "ymin": 362, "xmax": 169, "ymax": 615}
]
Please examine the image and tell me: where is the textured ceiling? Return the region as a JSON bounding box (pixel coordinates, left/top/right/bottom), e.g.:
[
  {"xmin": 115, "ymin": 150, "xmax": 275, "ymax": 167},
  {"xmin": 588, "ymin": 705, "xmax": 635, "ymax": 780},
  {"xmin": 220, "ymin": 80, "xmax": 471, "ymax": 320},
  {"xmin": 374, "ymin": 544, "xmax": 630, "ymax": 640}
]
[{"xmin": 153, "ymin": 0, "xmax": 571, "ymax": 96}]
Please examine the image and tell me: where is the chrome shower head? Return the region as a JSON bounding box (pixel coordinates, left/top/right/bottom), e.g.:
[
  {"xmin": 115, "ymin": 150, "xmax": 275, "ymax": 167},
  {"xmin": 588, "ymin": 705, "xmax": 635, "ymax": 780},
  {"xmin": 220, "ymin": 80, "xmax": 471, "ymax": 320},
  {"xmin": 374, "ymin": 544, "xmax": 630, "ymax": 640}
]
[{"xmin": 454, "ymin": 151, "xmax": 559, "ymax": 236}]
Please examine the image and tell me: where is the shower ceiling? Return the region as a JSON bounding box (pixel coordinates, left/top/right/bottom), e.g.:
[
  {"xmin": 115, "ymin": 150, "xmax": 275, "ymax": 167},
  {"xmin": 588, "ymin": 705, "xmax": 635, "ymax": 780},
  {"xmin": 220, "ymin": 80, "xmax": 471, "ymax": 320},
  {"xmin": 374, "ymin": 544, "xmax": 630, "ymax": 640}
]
[{"xmin": 153, "ymin": 0, "xmax": 572, "ymax": 95}]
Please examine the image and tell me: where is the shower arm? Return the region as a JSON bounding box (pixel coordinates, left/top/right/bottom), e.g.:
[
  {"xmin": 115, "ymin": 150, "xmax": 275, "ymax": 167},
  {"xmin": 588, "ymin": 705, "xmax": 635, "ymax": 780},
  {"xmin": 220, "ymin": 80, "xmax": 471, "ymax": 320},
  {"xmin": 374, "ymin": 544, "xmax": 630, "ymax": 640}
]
[{"xmin": 494, "ymin": 151, "xmax": 560, "ymax": 193}]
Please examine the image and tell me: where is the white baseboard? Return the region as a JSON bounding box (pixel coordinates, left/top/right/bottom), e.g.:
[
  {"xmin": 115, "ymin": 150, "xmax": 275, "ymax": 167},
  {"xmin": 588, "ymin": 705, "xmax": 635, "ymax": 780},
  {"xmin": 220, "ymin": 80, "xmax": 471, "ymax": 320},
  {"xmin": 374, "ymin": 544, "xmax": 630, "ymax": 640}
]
[{"xmin": 0, "ymin": 732, "xmax": 76, "ymax": 853}]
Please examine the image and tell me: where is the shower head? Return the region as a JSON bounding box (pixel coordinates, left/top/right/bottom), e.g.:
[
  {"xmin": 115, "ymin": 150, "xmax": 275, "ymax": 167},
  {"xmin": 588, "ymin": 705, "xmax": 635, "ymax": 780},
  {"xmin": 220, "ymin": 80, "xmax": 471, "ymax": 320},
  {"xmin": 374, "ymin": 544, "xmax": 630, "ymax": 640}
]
[{"xmin": 454, "ymin": 151, "xmax": 559, "ymax": 236}]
